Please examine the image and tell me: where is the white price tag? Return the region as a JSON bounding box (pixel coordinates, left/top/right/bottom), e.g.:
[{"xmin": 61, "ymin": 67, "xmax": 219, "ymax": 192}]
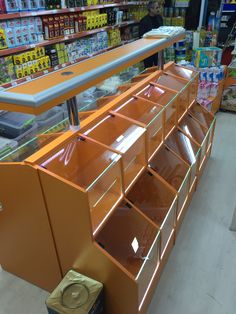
[
  {"xmin": 54, "ymin": 66, "xmax": 59, "ymax": 70},
  {"xmin": 30, "ymin": 44, "xmax": 36, "ymax": 48},
  {"xmin": 64, "ymin": 36, "xmax": 69, "ymax": 40},
  {"xmin": 26, "ymin": 76, "xmax": 31, "ymax": 81},
  {"xmin": 81, "ymin": 6, "xmax": 85, "ymax": 10},
  {"xmin": 12, "ymin": 81, "xmax": 17, "ymax": 86},
  {"xmin": 69, "ymin": 8, "xmax": 75, "ymax": 11},
  {"xmin": 31, "ymin": 11, "xmax": 37, "ymax": 16},
  {"xmin": 62, "ymin": 63, "xmax": 66, "ymax": 68},
  {"xmin": 44, "ymin": 70, "xmax": 49, "ymax": 74}
]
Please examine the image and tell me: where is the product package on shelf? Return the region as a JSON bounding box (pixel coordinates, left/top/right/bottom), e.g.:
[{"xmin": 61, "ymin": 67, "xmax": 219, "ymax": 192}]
[{"xmin": 192, "ymin": 47, "xmax": 222, "ymax": 68}]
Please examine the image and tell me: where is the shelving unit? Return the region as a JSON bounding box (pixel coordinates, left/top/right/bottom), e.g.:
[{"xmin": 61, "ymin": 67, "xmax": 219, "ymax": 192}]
[
  {"xmin": 0, "ymin": 32, "xmax": 217, "ymax": 314},
  {"xmin": 0, "ymin": 2, "xmax": 146, "ymax": 20},
  {"xmin": 0, "ymin": 21, "xmax": 136, "ymax": 58}
]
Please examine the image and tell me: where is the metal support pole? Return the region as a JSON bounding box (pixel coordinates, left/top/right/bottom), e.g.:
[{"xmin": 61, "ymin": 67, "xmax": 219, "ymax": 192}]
[
  {"xmin": 229, "ymin": 206, "xmax": 236, "ymax": 232},
  {"xmin": 158, "ymin": 50, "xmax": 165, "ymax": 70},
  {"xmin": 66, "ymin": 96, "xmax": 80, "ymax": 131}
]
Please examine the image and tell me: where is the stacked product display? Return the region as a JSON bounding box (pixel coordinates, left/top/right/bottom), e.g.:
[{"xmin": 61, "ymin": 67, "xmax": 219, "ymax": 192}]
[{"xmin": 0, "ymin": 2, "xmax": 146, "ymax": 87}]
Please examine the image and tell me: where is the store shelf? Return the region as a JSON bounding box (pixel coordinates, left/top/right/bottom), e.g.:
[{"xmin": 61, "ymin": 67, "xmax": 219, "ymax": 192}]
[
  {"xmin": 95, "ymin": 200, "xmax": 161, "ymax": 307},
  {"xmin": 1, "ymin": 44, "xmax": 122, "ymax": 90},
  {"xmin": 0, "ymin": 21, "xmax": 137, "ymax": 57},
  {"xmin": 126, "ymin": 170, "xmax": 177, "ymax": 258},
  {"xmin": 0, "ymin": 2, "xmax": 145, "ymax": 20},
  {"xmin": 84, "ymin": 114, "xmax": 146, "ymax": 191},
  {"xmin": 112, "ymin": 96, "xmax": 164, "ymax": 160},
  {"xmin": 149, "ymin": 145, "xmax": 191, "ymax": 218},
  {"xmin": 136, "ymin": 83, "xmax": 177, "ymax": 138}
]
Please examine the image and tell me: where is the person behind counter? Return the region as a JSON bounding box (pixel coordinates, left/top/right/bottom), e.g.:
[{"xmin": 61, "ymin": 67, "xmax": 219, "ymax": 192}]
[{"xmin": 139, "ymin": 0, "xmax": 164, "ymax": 68}]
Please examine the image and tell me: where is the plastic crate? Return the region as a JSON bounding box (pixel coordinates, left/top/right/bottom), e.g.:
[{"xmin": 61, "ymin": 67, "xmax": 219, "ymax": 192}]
[
  {"xmin": 0, "ymin": 136, "xmax": 18, "ymax": 159},
  {"xmin": 0, "ymin": 112, "xmax": 35, "ymax": 138},
  {"xmin": 36, "ymin": 107, "xmax": 64, "ymax": 132}
]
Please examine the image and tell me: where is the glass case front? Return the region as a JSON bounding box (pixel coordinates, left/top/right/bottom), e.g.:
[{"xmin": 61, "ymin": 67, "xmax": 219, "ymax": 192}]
[
  {"xmin": 95, "ymin": 200, "xmax": 160, "ymax": 306},
  {"xmin": 165, "ymin": 128, "xmax": 201, "ymax": 188},
  {"xmin": 149, "ymin": 145, "xmax": 191, "ymax": 217},
  {"xmin": 189, "ymin": 102, "xmax": 216, "ymax": 153},
  {"xmin": 126, "ymin": 170, "xmax": 177, "ymax": 257},
  {"xmin": 155, "ymin": 73, "xmax": 189, "ymax": 120},
  {"xmin": 39, "ymin": 136, "xmax": 123, "ymax": 233},
  {"xmin": 83, "ymin": 114, "xmax": 146, "ymax": 191},
  {"xmin": 164, "ymin": 63, "xmax": 198, "ymax": 104},
  {"xmin": 179, "ymin": 114, "xmax": 209, "ymax": 166},
  {"xmin": 113, "ymin": 97, "xmax": 164, "ymax": 160},
  {"xmin": 135, "ymin": 84, "xmax": 177, "ymax": 138}
]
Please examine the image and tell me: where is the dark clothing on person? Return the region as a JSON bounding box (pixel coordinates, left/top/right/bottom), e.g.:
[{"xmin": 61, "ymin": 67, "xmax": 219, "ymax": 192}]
[{"xmin": 139, "ymin": 14, "xmax": 163, "ymax": 68}]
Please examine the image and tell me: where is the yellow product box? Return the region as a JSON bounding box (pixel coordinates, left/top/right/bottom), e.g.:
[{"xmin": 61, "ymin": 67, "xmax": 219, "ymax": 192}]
[
  {"xmin": 27, "ymin": 62, "xmax": 35, "ymax": 75},
  {"xmin": 15, "ymin": 65, "xmax": 24, "ymax": 79},
  {"xmin": 31, "ymin": 49, "xmax": 37, "ymax": 61},
  {"xmin": 59, "ymin": 42, "xmax": 65, "ymax": 49},
  {"xmin": 57, "ymin": 50, "xmax": 64, "ymax": 58},
  {"xmin": 58, "ymin": 57, "xmax": 65, "ymax": 64},
  {"xmin": 37, "ymin": 58, "xmax": 44, "ymax": 72},
  {"xmin": 55, "ymin": 43, "xmax": 61, "ymax": 51},
  {"xmin": 22, "ymin": 63, "xmax": 30, "ymax": 77},
  {"xmin": 32, "ymin": 60, "xmax": 39, "ymax": 72},
  {"xmin": 87, "ymin": 0, "xmax": 91, "ymax": 5},
  {"xmin": 44, "ymin": 56, "xmax": 51, "ymax": 68},
  {"xmin": 26, "ymin": 51, "xmax": 32, "ymax": 62},
  {"xmin": 0, "ymin": 28, "xmax": 7, "ymax": 50},
  {"xmin": 13, "ymin": 53, "xmax": 24, "ymax": 65}
]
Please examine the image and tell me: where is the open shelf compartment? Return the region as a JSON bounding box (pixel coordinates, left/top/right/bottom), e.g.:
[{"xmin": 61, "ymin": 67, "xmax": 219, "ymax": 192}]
[
  {"xmin": 95, "ymin": 200, "xmax": 161, "ymax": 308},
  {"xmin": 154, "ymin": 73, "xmax": 190, "ymax": 120},
  {"xmin": 39, "ymin": 135, "xmax": 123, "ymax": 233},
  {"xmin": 165, "ymin": 128, "xmax": 201, "ymax": 189},
  {"xmin": 179, "ymin": 113, "xmax": 209, "ymax": 169},
  {"xmin": 149, "ymin": 145, "xmax": 191, "ymax": 219},
  {"xmin": 83, "ymin": 114, "xmax": 146, "ymax": 192},
  {"xmin": 135, "ymin": 83, "xmax": 177, "ymax": 139},
  {"xmin": 112, "ymin": 96, "xmax": 164, "ymax": 161},
  {"xmin": 164, "ymin": 63, "xmax": 198, "ymax": 105},
  {"xmin": 126, "ymin": 170, "xmax": 177, "ymax": 258},
  {"xmin": 189, "ymin": 102, "xmax": 216, "ymax": 152}
]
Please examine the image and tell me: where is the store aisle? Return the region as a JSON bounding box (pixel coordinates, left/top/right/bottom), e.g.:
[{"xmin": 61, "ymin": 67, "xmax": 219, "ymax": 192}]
[
  {"xmin": 148, "ymin": 111, "xmax": 236, "ymax": 314},
  {"xmin": 0, "ymin": 112, "xmax": 235, "ymax": 314}
]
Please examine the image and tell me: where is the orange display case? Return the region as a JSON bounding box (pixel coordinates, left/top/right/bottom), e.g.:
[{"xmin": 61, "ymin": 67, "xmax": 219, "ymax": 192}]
[
  {"xmin": 112, "ymin": 96, "xmax": 164, "ymax": 161},
  {"xmin": 136, "ymin": 83, "xmax": 177, "ymax": 138},
  {"xmin": 0, "ymin": 55, "xmax": 217, "ymax": 314},
  {"xmin": 126, "ymin": 170, "xmax": 177, "ymax": 258},
  {"xmin": 83, "ymin": 114, "xmax": 146, "ymax": 192}
]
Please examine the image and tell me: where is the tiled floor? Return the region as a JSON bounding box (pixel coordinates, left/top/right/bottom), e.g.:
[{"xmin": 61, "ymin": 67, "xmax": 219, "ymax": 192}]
[{"xmin": 0, "ymin": 112, "xmax": 236, "ymax": 314}]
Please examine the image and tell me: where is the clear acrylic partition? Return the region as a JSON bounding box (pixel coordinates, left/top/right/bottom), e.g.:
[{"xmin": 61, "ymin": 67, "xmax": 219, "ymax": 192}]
[
  {"xmin": 96, "ymin": 95, "xmax": 117, "ymax": 109},
  {"xmin": 83, "ymin": 114, "xmax": 146, "ymax": 191},
  {"xmin": 131, "ymin": 73, "xmax": 150, "ymax": 83},
  {"xmin": 95, "ymin": 200, "xmax": 160, "ymax": 306},
  {"xmin": 165, "ymin": 128, "xmax": 201, "ymax": 188},
  {"xmin": 126, "ymin": 171, "xmax": 177, "ymax": 257},
  {"xmin": 164, "ymin": 63, "xmax": 198, "ymax": 105},
  {"xmin": 113, "ymin": 97, "xmax": 164, "ymax": 160},
  {"xmin": 149, "ymin": 145, "xmax": 191, "ymax": 215},
  {"xmin": 135, "ymin": 84, "xmax": 177, "ymax": 138},
  {"xmin": 155, "ymin": 73, "xmax": 189, "ymax": 119},
  {"xmin": 189, "ymin": 103, "xmax": 214, "ymax": 129},
  {"xmin": 40, "ymin": 136, "xmax": 123, "ymax": 233},
  {"xmin": 179, "ymin": 114, "xmax": 208, "ymax": 166},
  {"xmin": 189, "ymin": 103, "xmax": 216, "ymax": 151}
]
